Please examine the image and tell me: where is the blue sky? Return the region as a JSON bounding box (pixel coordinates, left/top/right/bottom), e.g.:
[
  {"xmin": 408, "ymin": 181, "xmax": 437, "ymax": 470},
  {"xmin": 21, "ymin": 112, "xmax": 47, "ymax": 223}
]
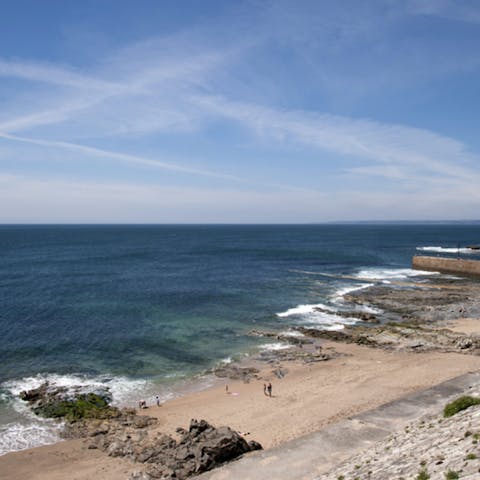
[{"xmin": 1, "ymin": 0, "xmax": 479, "ymax": 223}]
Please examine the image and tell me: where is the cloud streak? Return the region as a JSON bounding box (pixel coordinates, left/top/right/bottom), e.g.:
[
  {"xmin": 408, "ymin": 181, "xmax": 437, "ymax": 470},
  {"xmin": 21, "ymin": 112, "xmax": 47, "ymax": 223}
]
[
  {"xmin": 0, "ymin": 131, "xmax": 244, "ymax": 182},
  {"xmin": 194, "ymin": 95, "xmax": 480, "ymax": 186},
  {"xmin": 1, "ymin": 2, "xmax": 479, "ymax": 222}
]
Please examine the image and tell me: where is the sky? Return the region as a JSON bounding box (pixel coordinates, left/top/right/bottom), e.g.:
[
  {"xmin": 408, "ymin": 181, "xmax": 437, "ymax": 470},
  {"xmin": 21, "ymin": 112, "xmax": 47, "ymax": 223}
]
[{"xmin": 0, "ymin": 0, "xmax": 480, "ymax": 223}]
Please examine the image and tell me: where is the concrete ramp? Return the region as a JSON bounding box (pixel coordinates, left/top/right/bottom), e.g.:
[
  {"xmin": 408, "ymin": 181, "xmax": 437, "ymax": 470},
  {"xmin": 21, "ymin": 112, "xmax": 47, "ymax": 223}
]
[{"xmin": 197, "ymin": 372, "xmax": 480, "ymax": 480}]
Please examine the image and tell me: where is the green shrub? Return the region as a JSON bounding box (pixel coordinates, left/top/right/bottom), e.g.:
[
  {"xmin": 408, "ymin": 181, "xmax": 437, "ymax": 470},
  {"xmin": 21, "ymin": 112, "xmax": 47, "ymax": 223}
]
[
  {"xmin": 443, "ymin": 396, "xmax": 480, "ymax": 418},
  {"xmin": 445, "ymin": 470, "xmax": 459, "ymax": 479},
  {"xmin": 416, "ymin": 468, "xmax": 430, "ymax": 480}
]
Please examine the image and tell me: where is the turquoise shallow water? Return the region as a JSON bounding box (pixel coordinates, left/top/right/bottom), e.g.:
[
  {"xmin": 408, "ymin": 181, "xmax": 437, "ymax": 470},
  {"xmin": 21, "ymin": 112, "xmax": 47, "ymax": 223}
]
[{"xmin": 1, "ymin": 223, "xmax": 479, "ymax": 454}]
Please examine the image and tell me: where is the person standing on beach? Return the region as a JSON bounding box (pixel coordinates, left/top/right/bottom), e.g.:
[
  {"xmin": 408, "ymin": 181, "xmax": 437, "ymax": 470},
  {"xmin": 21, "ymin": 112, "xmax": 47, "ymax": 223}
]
[
  {"xmin": 267, "ymin": 382, "xmax": 272, "ymax": 397},
  {"xmin": 263, "ymin": 383, "xmax": 267, "ymax": 396},
  {"xmin": 156, "ymin": 395, "xmax": 160, "ymax": 407}
]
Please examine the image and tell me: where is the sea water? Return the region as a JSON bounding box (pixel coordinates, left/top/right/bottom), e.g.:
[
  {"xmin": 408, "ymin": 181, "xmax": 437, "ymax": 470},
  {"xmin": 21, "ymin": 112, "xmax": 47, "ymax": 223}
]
[{"xmin": 1, "ymin": 223, "xmax": 479, "ymax": 455}]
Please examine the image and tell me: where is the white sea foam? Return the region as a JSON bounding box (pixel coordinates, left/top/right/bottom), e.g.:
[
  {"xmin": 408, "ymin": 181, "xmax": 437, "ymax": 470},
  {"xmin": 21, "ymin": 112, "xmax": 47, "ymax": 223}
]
[
  {"xmin": 219, "ymin": 356, "xmax": 233, "ymax": 365},
  {"xmin": 355, "ymin": 304, "xmax": 382, "ymax": 314},
  {"xmin": 417, "ymin": 246, "xmax": 480, "ymax": 254},
  {"xmin": 300, "ymin": 310, "xmax": 358, "ymax": 329},
  {"xmin": 334, "ymin": 283, "xmax": 374, "ymax": 297},
  {"xmin": 0, "ymin": 372, "xmax": 156, "ymax": 456},
  {"xmin": 354, "ymin": 268, "xmax": 439, "ymax": 282},
  {"xmin": 3, "ymin": 373, "xmax": 149, "ymax": 407},
  {"xmin": 331, "ymin": 284, "xmax": 382, "ymax": 314},
  {"xmin": 277, "ymin": 302, "xmax": 358, "ymax": 331},
  {"xmin": 259, "ymin": 342, "xmax": 293, "ymax": 351},
  {"xmin": 0, "ymin": 421, "xmax": 62, "ymax": 457},
  {"xmin": 276, "ymin": 303, "xmax": 334, "ymax": 318},
  {"xmin": 279, "ymin": 330, "xmax": 305, "ymax": 338}
]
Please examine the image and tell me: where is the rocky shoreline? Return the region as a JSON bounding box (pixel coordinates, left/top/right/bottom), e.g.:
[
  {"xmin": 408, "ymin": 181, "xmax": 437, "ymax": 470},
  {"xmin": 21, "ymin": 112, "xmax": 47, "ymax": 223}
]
[
  {"xmin": 245, "ymin": 277, "xmax": 480, "ymax": 359},
  {"xmin": 12, "ymin": 275, "xmax": 480, "ymax": 479},
  {"xmin": 18, "ymin": 382, "xmax": 262, "ymax": 480}
]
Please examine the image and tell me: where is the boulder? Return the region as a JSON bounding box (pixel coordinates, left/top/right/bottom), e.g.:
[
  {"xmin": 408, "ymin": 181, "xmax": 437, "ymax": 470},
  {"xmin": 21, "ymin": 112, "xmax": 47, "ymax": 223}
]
[{"xmin": 92, "ymin": 418, "xmax": 263, "ymax": 480}]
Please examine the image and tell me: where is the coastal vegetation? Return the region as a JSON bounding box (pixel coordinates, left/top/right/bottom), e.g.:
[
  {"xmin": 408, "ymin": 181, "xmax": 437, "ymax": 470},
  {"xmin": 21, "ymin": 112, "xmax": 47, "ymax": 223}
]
[
  {"xmin": 416, "ymin": 468, "xmax": 430, "ymax": 480},
  {"xmin": 443, "ymin": 396, "xmax": 480, "ymax": 418},
  {"xmin": 33, "ymin": 393, "xmax": 121, "ymax": 422},
  {"xmin": 445, "ymin": 471, "xmax": 459, "ymax": 480}
]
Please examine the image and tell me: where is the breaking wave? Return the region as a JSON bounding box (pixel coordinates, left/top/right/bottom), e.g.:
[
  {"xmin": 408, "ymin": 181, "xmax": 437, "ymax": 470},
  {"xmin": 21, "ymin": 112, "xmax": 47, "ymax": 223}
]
[{"xmin": 417, "ymin": 246, "xmax": 480, "ymax": 254}]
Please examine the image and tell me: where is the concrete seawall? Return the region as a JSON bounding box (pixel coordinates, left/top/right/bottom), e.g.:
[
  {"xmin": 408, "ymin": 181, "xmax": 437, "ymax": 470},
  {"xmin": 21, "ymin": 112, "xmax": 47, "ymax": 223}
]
[{"xmin": 412, "ymin": 255, "xmax": 480, "ymax": 278}]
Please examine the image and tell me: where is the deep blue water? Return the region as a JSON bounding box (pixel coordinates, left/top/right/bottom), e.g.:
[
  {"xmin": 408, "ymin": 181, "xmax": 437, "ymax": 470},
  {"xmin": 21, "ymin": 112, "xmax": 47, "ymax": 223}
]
[
  {"xmin": 0, "ymin": 224, "xmax": 479, "ymax": 454},
  {"xmin": 1, "ymin": 224, "xmax": 479, "ymax": 382}
]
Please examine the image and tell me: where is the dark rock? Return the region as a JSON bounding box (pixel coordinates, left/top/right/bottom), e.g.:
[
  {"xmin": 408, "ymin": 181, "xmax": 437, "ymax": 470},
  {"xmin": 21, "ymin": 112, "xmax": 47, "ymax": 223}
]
[
  {"xmin": 313, "ymin": 307, "xmax": 378, "ymax": 323},
  {"xmin": 213, "ymin": 365, "xmax": 260, "ymax": 381},
  {"xmin": 248, "ymin": 440, "xmax": 263, "ymax": 451},
  {"xmin": 92, "ymin": 418, "xmax": 264, "ymax": 480},
  {"xmin": 19, "ymin": 382, "xmax": 118, "ymax": 422}
]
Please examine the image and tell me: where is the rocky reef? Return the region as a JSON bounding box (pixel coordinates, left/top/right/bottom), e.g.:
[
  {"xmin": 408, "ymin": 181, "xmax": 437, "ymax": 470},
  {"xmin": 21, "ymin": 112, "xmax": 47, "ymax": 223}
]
[
  {"xmin": 20, "ymin": 382, "xmax": 122, "ymax": 421},
  {"xmin": 346, "ymin": 278, "xmax": 480, "ymax": 323},
  {"xmin": 18, "ymin": 383, "xmax": 262, "ymax": 480},
  {"xmin": 296, "ymin": 322, "xmax": 480, "ymax": 354},
  {"xmin": 246, "ymin": 277, "xmax": 480, "ymax": 357}
]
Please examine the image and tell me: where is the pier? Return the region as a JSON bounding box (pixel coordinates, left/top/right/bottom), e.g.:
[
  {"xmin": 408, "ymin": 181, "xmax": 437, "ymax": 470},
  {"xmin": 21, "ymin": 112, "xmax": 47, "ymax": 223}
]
[{"xmin": 412, "ymin": 255, "xmax": 480, "ymax": 278}]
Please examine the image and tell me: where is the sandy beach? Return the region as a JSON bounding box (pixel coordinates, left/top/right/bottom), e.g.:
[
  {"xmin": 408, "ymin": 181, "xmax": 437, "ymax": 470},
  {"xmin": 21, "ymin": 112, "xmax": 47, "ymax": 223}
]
[{"xmin": 2, "ymin": 330, "xmax": 480, "ymax": 480}]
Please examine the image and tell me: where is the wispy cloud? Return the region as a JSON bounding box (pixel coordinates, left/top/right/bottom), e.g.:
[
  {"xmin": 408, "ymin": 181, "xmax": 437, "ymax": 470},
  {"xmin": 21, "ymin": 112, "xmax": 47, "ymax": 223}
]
[
  {"xmin": 0, "ymin": 34, "xmax": 235, "ymax": 137},
  {"xmin": 1, "ymin": 2, "xmax": 479, "ymax": 222},
  {"xmin": 194, "ymin": 95, "xmax": 480, "ymax": 185},
  {"xmin": 0, "ymin": 131, "xmax": 244, "ymax": 181},
  {"xmin": 0, "ymin": 59, "xmax": 123, "ymax": 91}
]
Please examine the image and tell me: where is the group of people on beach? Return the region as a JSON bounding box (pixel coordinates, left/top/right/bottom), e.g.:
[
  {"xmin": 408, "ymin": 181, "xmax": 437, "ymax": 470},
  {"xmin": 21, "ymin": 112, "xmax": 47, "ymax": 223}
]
[
  {"xmin": 138, "ymin": 395, "xmax": 161, "ymax": 409},
  {"xmin": 224, "ymin": 382, "xmax": 273, "ymax": 397}
]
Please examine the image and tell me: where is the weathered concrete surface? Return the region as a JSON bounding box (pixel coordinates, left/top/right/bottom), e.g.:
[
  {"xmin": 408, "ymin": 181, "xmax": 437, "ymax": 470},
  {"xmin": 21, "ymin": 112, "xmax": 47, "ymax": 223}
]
[
  {"xmin": 196, "ymin": 372, "xmax": 480, "ymax": 480},
  {"xmin": 324, "ymin": 387, "xmax": 480, "ymax": 479},
  {"xmin": 413, "ymin": 255, "xmax": 480, "ymax": 278}
]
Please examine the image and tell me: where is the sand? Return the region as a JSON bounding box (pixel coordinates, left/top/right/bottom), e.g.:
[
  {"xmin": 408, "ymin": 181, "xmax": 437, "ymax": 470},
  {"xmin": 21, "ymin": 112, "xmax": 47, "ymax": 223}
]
[
  {"xmin": 2, "ymin": 335, "xmax": 480, "ymax": 480},
  {"xmin": 444, "ymin": 317, "xmax": 480, "ymax": 335}
]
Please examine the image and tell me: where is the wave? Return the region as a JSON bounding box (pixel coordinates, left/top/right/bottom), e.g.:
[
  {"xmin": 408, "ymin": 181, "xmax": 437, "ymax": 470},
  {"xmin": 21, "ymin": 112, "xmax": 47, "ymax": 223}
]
[
  {"xmin": 276, "ymin": 303, "xmax": 358, "ymax": 331},
  {"xmin": 299, "ymin": 310, "xmax": 358, "ymax": 329},
  {"xmin": 276, "ymin": 303, "xmax": 335, "ymax": 318},
  {"xmin": 3, "ymin": 373, "xmax": 151, "ymax": 408},
  {"xmin": 0, "ymin": 372, "xmax": 158, "ymax": 457},
  {"xmin": 278, "ymin": 329, "xmax": 305, "ymax": 338},
  {"xmin": 0, "ymin": 421, "xmax": 62, "ymax": 457},
  {"xmin": 417, "ymin": 246, "xmax": 480, "ymax": 254},
  {"xmin": 259, "ymin": 342, "xmax": 294, "ymax": 351},
  {"xmin": 354, "ymin": 268, "xmax": 439, "ymax": 282}
]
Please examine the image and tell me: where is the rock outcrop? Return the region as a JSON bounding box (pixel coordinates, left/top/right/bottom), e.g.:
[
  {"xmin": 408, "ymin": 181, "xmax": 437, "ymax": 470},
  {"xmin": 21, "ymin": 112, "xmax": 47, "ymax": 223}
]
[
  {"xmin": 18, "ymin": 383, "xmax": 261, "ymax": 480},
  {"xmin": 19, "ymin": 382, "xmax": 121, "ymax": 421},
  {"xmin": 85, "ymin": 418, "xmax": 262, "ymax": 480},
  {"xmin": 213, "ymin": 365, "xmax": 260, "ymax": 382},
  {"xmin": 296, "ymin": 323, "xmax": 480, "ymax": 354},
  {"xmin": 346, "ymin": 280, "xmax": 480, "ymax": 323}
]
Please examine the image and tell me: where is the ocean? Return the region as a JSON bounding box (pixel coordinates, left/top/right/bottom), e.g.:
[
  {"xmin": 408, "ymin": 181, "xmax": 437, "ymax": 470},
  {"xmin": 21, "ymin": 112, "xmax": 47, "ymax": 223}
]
[{"xmin": 1, "ymin": 224, "xmax": 479, "ymax": 455}]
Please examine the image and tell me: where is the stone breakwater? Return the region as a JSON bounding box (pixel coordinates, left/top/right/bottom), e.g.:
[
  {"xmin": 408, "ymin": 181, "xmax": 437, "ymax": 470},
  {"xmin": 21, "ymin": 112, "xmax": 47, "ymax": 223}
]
[
  {"xmin": 322, "ymin": 388, "xmax": 480, "ymax": 480},
  {"xmin": 413, "ymin": 255, "xmax": 480, "ymax": 278}
]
